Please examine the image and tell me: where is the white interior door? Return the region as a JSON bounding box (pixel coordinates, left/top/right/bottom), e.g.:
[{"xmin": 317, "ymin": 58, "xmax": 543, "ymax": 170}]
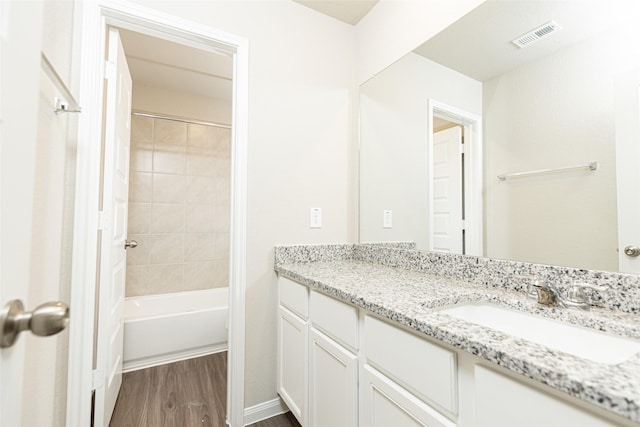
[
  {"xmin": 94, "ymin": 27, "xmax": 133, "ymax": 427},
  {"xmin": 1, "ymin": 2, "xmax": 77, "ymax": 425},
  {"xmin": 1, "ymin": 3, "xmax": 45, "ymax": 425},
  {"xmin": 615, "ymin": 68, "xmax": 640, "ymax": 274},
  {"xmin": 431, "ymin": 126, "xmax": 464, "ymax": 253}
]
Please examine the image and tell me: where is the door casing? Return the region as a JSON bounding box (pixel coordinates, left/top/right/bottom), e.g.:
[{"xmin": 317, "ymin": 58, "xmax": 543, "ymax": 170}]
[{"xmin": 69, "ymin": 2, "xmax": 249, "ymax": 426}]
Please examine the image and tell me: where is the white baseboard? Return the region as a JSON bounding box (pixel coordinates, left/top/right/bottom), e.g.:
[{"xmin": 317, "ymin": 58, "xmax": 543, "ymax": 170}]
[
  {"xmin": 122, "ymin": 344, "xmax": 227, "ymax": 373},
  {"xmin": 243, "ymin": 397, "xmax": 289, "ymax": 426}
]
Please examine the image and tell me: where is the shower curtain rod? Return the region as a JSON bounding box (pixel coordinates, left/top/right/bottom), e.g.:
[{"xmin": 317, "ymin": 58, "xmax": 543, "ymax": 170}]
[{"xmin": 132, "ymin": 111, "xmax": 231, "ymax": 129}]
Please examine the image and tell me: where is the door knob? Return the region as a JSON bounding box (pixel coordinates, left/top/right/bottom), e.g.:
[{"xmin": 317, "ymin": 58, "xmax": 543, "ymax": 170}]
[
  {"xmin": 124, "ymin": 239, "xmax": 138, "ymax": 249},
  {"xmin": 624, "ymin": 245, "xmax": 640, "ymax": 257},
  {"xmin": 0, "ymin": 300, "xmax": 70, "ymax": 348}
]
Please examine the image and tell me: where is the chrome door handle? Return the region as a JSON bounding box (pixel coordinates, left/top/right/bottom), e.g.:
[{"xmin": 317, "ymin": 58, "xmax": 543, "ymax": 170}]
[
  {"xmin": 1, "ymin": 300, "xmax": 70, "ymax": 348},
  {"xmin": 124, "ymin": 239, "xmax": 138, "ymax": 249},
  {"xmin": 624, "ymin": 245, "xmax": 640, "ymax": 257}
]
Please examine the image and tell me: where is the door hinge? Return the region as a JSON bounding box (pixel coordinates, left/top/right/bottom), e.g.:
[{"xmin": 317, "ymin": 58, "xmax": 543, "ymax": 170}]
[
  {"xmin": 460, "ymin": 142, "xmax": 466, "ymax": 154},
  {"xmin": 460, "ymin": 219, "xmax": 466, "ymax": 230},
  {"xmin": 92, "ymin": 369, "xmax": 104, "ymax": 390},
  {"xmin": 97, "ymin": 211, "xmax": 110, "ymax": 230},
  {"xmin": 104, "ymin": 60, "xmax": 116, "ymax": 80}
]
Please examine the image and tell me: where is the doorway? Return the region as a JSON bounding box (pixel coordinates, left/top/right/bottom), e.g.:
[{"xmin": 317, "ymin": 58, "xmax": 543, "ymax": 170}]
[
  {"xmin": 428, "ymin": 99, "xmax": 483, "ymax": 256},
  {"xmin": 70, "ymin": 3, "xmax": 248, "ymax": 427},
  {"xmin": 96, "ymin": 24, "xmax": 235, "ymax": 426}
]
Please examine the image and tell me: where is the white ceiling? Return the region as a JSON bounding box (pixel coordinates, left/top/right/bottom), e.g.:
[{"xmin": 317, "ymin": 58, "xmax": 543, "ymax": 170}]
[
  {"xmin": 118, "ymin": 28, "xmax": 233, "ymax": 101},
  {"xmin": 292, "ymin": 0, "xmax": 379, "ymax": 25},
  {"xmin": 414, "ymin": 0, "xmax": 640, "ymax": 82}
]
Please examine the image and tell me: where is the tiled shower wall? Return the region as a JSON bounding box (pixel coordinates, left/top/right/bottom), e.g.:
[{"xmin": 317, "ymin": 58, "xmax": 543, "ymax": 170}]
[{"xmin": 125, "ymin": 114, "xmax": 231, "ymax": 297}]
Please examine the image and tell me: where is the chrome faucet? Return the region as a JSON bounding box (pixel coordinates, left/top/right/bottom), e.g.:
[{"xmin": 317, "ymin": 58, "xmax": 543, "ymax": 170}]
[{"xmin": 529, "ymin": 279, "xmax": 606, "ymax": 310}]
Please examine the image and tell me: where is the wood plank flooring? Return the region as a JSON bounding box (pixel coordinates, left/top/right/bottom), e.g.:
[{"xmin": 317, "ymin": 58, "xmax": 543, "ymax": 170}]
[{"xmin": 109, "ymin": 352, "xmax": 300, "ymax": 427}]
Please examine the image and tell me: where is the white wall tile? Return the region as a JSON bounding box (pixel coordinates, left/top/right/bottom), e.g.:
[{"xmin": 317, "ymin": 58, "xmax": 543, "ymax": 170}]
[
  {"xmin": 131, "ymin": 115, "xmax": 153, "ymax": 142},
  {"xmin": 128, "ymin": 203, "xmax": 151, "ymax": 234},
  {"xmin": 125, "ymin": 234, "xmax": 150, "ymax": 266},
  {"xmin": 154, "ymin": 119, "xmax": 187, "ymax": 146},
  {"xmin": 186, "ymin": 203, "xmax": 215, "ymax": 233},
  {"xmin": 150, "ymin": 203, "xmax": 185, "ymax": 233},
  {"xmin": 187, "ymin": 123, "xmax": 216, "ymax": 149},
  {"xmin": 129, "ymin": 172, "xmax": 152, "ymax": 203},
  {"xmin": 214, "ymin": 232, "xmax": 230, "ymax": 261},
  {"xmin": 184, "ymin": 261, "xmax": 216, "ymax": 290},
  {"xmin": 148, "ymin": 263, "xmax": 184, "ymax": 294},
  {"xmin": 213, "ymin": 205, "xmax": 230, "ymax": 233},
  {"xmin": 125, "ymin": 265, "xmax": 149, "ymax": 297},
  {"xmin": 149, "ymin": 234, "xmax": 184, "ymax": 264},
  {"xmin": 212, "ymin": 259, "xmax": 229, "ymax": 287},
  {"xmin": 126, "ymin": 117, "xmax": 231, "ymax": 297},
  {"xmin": 185, "ymin": 232, "xmax": 216, "ymax": 262},
  {"xmin": 186, "ymin": 175, "xmax": 216, "ymax": 204},
  {"xmin": 186, "ymin": 147, "xmax": 215, "ymax": 176},
  {"xmin": 130, "ymin": 141, "xmax": 153, "ymax": 172},
  {"xmin": 153, "ymin": 173, "xmax": 186, "ymax": 203},
  {"xmin": 153, "ymin": 147, "xmax": 186, "ymax": 175}
]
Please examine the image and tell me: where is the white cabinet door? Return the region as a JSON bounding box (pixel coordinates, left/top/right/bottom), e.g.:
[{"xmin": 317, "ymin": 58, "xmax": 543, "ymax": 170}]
[
  {"xmin": 309, "ymin": 327, "xmax": 358, "ymax": 427},
  {"xmin": 278, "ymin": 306, "xmax": 308, "ymax": 425},
  {"xmin": 475, "ymin": 365, "xmax": 621, "ymax": 427},
  {"xmin": 361, "ymin": 365, "xmax": 456, "ymax": 427}
]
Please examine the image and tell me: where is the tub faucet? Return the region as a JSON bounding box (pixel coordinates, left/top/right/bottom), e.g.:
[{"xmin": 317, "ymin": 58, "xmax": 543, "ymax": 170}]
[{"xmin": 530, "ymin": 280, "xmax": 606, "ymax": 311}]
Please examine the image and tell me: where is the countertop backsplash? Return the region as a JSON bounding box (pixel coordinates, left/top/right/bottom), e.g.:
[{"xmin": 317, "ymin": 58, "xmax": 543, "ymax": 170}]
[{"xmin": 274, "ymin": 243, "xmax": 640, "ymax": 314}]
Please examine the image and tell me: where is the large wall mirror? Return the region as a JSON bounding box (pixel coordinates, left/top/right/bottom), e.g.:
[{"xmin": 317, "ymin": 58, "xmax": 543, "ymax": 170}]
[{"xmin": 359, "ymin": 0, "xmax": 640, "ymax": 273}]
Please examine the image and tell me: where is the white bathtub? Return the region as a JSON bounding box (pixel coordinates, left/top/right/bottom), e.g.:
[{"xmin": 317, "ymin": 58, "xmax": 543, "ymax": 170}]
[{"xmin": 123, "ymin": 287, "xmax": 228, "ymax": 372}]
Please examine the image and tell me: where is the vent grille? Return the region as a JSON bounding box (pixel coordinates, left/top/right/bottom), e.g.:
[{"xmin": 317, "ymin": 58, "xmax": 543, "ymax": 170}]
[{"xmin": 512, "ymin": 21, "xmax": 562, "ymax": 48}]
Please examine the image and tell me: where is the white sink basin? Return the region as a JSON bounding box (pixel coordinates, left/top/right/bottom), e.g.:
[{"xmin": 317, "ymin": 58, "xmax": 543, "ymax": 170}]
[{"xmin": 438, "ymin": 303, "xmax": 640, "ymax": 364}]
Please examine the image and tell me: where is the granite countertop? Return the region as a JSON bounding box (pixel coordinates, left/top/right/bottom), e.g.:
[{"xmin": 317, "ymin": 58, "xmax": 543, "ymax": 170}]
[{"xmin": 275, "ymin": 259, "xmax": 640, "ymax": 424}]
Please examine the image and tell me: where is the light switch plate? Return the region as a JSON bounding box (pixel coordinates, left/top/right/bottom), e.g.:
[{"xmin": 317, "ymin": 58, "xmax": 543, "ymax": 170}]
[
  {"xmin": 383, "ymin": 210, "xmax": 392, "ymax": 228},
  {"xmin": 310, "ymin": 207, "xmax": 322, "ymax": 228}
]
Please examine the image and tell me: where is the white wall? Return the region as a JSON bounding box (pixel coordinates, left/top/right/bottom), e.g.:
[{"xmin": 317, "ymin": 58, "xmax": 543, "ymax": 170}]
[
  {"xmin": 483, "ymin": 30, "xmax": 633, "ymax": 271},
  {"xmin": 132, "ymin": 84, "xmax": 232, "ymax": 125},
  {"xmin": 360, "ymin": 52, "xmax": 482, "ymax": 249},
  {"xmin": 355, "ymin": 0, "xmax": 485, "ymax": 85},
  {"xmin": 128, "ymin": 0, "xmax": 357, "ymax": 409}
]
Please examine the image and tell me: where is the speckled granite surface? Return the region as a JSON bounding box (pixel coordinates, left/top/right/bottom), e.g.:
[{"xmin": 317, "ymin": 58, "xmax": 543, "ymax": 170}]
[{"xmin": 274, "ymin": 244, "xmax": 640, "ymax": 423}]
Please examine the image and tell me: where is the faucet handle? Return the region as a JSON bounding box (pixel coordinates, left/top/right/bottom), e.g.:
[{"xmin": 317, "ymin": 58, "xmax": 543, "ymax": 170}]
[
  {"xmin": 565, "ymin": 282, "xmax": 606, "ymax": 304},
  {"xmin": 513, "ymin": 274, "xmax": 540, "ymax": 299}
]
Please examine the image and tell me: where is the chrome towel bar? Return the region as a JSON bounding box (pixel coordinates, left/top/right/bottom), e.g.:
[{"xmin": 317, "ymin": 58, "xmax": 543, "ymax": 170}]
[
  {"xmin": 498, "ymin": 161, "xmax": 597, "ymax": 181},
  {"xmin": 41, "ymin": 53, "xmax": 81, "ymax": 114}
]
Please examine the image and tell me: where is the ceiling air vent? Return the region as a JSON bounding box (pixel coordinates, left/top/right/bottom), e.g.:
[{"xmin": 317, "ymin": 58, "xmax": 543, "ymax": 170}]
[{"xmin": 512, "ymin": 20, "xmax": 562, "ymax": 49}]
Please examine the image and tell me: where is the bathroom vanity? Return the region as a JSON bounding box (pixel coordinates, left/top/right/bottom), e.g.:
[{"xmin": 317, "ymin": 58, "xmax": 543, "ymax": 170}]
[{"xmin": 274, "ymin": 244, "xmax": 640, "ymax": 427}]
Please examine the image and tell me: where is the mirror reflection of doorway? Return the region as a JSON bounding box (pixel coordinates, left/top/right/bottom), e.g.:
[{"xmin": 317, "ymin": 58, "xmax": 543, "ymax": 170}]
[
  {"xmin": 428, "ymin": 100, "xmax": 482, "ymax": 257},
  {"xmin": 432, "ymin": 120, "xmax": 465, "ymax": 254}
]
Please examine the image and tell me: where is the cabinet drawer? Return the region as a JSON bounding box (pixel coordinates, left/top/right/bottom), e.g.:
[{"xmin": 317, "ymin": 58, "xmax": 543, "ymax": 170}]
[
  {"xmin": 474, "ymin": 365, "xmax": 618, "ymax": 427},
  {"xmin": 279, "ymin": 276, "xmax": 309, "ymax": 319},
  {"xmin": 364, "ymin": 315, "xmax": 457, "ymax": 414},
  {"xmin": 310, "ymin": 291, "xmax": 358, "ymax": 350}
]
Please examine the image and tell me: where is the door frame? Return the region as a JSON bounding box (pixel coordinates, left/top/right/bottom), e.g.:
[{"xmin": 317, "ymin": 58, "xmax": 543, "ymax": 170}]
[
  {"xmin": 427, "ymin": 99, "xmax": 483, "ymax": 256},
  {"xmin": 67, "ymin": 2, "xmax": 249, "ymax": 426}
]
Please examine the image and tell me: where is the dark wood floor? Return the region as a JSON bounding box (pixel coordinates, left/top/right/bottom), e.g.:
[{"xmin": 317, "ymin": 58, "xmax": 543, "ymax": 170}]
[{"xmin": 109, "ymin": 352, "xmax": 300, "ymax": 427}]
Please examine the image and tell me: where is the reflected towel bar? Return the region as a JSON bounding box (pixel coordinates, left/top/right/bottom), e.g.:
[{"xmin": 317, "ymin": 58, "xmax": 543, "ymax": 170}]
[
  {"xmin": 498, "ymin": 161, "xmax": 598, "ymax": 181},
  {"xmin": 41, "ymin": 53, "xmax": 81, "ymax": 114}
]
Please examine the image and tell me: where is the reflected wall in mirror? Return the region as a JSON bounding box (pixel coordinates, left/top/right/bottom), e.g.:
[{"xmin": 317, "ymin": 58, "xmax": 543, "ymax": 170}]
[{"xmin": 359, "ymin": 0, "xmax": 640, "ymax": 273}]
